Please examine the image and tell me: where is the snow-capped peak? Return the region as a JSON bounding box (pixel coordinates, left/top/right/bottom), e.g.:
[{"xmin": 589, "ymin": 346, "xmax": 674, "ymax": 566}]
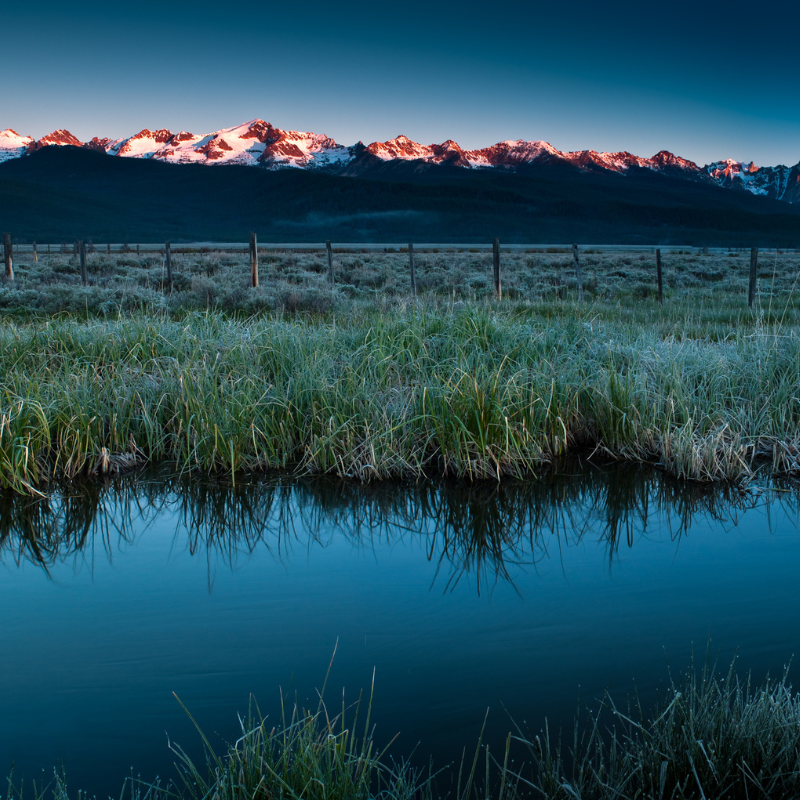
[
  {"xmin": 0, "ymin": 128, "xmax": 34, "ymax": 163},
  {"xmin": 705, "ymin": 158, "xmax": 795, "ymax": 200},
  {"xmin": 366, "ymin": 135, "xmax": 440, "ymax": 161},
  {"xmin": 26, "ymin": 129, "xmax": 83, "ymax": 152}
]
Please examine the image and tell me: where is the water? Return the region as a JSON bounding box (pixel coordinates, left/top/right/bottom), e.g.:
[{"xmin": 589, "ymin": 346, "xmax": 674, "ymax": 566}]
[{"xmin": 1, "ymin": 465, "xmax": 799, "ymax": 797}]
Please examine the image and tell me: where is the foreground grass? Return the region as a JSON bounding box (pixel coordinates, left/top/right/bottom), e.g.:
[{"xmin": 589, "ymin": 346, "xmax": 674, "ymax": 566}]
[
  {"xmin": 1, "ymin": 297, "xmax": 800, "ymax": 493},
  {"xmin": 527, "ymin": 658, "xmax": 800, "ymax": 799},
  {"xmin": 6, "ymin": 658, "xmax": 800, "ymax": 800}
]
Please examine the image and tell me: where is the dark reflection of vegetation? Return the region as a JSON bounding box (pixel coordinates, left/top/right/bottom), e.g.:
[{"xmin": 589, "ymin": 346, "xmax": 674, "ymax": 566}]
[
  {"xmin": 0, "ymin": 462, "xmax": 791, "ymax": 590},
  {"xmin": 0, "ymin": 478, "xmax": 152, "ymax": 574}
]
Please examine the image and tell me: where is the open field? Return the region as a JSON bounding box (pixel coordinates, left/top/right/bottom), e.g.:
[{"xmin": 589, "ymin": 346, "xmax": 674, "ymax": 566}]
[
  {"xmin": 1, "ymin": 245, "xmax": 799, "ymax": 315},
  {"xmin": 1, "ymin": 245, "xmax": 800, "ymax": 491}
]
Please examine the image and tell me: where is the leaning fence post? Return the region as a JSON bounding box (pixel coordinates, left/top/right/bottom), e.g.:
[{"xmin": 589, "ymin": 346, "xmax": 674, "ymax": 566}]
[
  {"xmin": 572, "ymin": 244, "xmax": 584, "ymax": 301},
  {"xmin": 493, "ymin": 237, "xmax": 501, "ymax": 299},
  {"xmin": 656, "ymin": 248, "xmax": 663, "ymax": 306},
  {"xmin": 408, "ymin": 243, "xmax": 417, "ymax": 298},
  {"xmin": 33, "ymin": 241, "xmax": 38, "ymax": 263},
  {"xmin": 3, "ymin": 233, "xmax": 13, "ymax": 281},
  {"xmin": 326, "ymin": 240, "xmax": 334, "ymax": 286},
  {"xmin": 79, "ymin": 240, "xmax": 88, "ymax": 286},
  {"xmin": 165, "ymin": 241, "xmax": 173, "ymax": 292},
  {"xmin": 748, "ymin": 247, "xmax": 758, "ymax": 308},
  {"xmin": 249, "ymin": 232, "xmax": 259, "ymax": 288}
]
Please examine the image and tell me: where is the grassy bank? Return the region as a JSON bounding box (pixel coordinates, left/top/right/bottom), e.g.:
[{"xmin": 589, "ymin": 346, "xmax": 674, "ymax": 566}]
[
  {"xmin": 1, "ymin": 297, "xmax": 800, "ymax": 493},
  {"xmin": 1, "ymin": 247, "xmax": 800, "ymax": 492},
  {"xmin": 6, "ymin": 658, "xmax": 800, "ymax": 800}
]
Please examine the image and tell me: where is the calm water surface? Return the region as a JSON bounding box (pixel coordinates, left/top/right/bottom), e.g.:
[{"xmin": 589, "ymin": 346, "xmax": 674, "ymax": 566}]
[{"xmin": 1, "ymin": 465, "xmax": 799, "ymax": 797}]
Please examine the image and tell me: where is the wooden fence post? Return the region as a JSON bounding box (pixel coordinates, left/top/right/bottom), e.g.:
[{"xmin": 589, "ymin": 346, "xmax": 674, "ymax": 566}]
[
  {"xmin": 3, "ymin": 233, "xmax": 13, "ymax": 281},
  {"xmin": 572, "ymin": 244, "xmax": 584, "ymax": 301},
  {"xmin": 493, "ymin": 237, "xmax": 501, "ymax": 299},
  {"xmin": 136, "ymin": 244, "xmax": 140, "ymax": 257},
  {"xmin": 326, "ymin": 240, "xmax": 334, "ymax": 286},
  {"xmin": 33, "ymin": 241, "xmax": 38, "ymax": 263},
  {"xmin": 73, "ymin": 241, "xmax": 78, "ymax": 256},
  {"xmin": 165, "ymin": 241, "xmax": 173, "ymax": 292},
  {"xmin": 748, "ymin": 247, "xmax": 758, "ymax": 308},
  {"xmin": 79, "ymin": 240, "xmax": 87, "ymax": 286},
  {"xmin": 408, "ymin": 243, "xmax": 417, "ymax": 298},
  {"xmin": 107, "ymin": 243, "xmax": 111, "ymax": 255},
  {"xmin": 656, "ymin": 248, "xmax": 663, "ymax": 306},
  {"xmin": 250, "ymin": 232, "xmax": 259, "ymax": 288}
]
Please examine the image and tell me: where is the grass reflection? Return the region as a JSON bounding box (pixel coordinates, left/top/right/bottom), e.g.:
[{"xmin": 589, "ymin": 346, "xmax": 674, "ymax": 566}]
[
  {"xmin": 0, "ymin": 479, "xmax": 149, "ymax": 572},
  {"xmin": 0, "ymin": 463, "xmax": 788, "ymax": 589}
]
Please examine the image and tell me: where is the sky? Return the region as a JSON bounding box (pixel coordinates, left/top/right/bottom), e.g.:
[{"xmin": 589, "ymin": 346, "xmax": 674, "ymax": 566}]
[{"xmin": 3, "ymin": 0, "xmax": 799, "ymax": 167}]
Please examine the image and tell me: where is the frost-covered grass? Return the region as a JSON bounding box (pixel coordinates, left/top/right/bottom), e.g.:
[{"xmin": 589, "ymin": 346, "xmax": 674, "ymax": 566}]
[
  {"xmin": 2, "ymin": 247, "xmax": 800, "ymax": 316},
  {"xmin": 5, "ymin": 658, "xmax": 800, "ymax": 800},
  {"xmin": 2, "ymin": 246, "xmax": 800, "ymax": 491},
  {"xmin": 1, "ymin": 298, "xmax": 800, "ymax": 493},
  {"xmin": 524, "ymin": 656, "xmax": 800, "ymax": 800}
]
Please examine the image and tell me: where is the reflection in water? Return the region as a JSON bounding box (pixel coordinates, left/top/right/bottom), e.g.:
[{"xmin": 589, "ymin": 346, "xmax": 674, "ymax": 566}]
[
  {"xmin": 2, "ymin": 462, "xmax": 799, "ymax": 800},
  {"xmin": 0, "ymin": 463, "xmax": 786, "ymax": 591},
  {"xmin": 0, "ymin": 481, "xmax": 139, "ymax": 573}
]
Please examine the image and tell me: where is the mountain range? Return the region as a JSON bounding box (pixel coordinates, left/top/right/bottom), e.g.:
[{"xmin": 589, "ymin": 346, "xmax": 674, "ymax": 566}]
[
  {"xmin": 1, "ymin": 119, "xmax": 799, "ymax": 205},
  {"xmin": 1, "ymin": 120, "xmax": 799, "ymax": 245}
]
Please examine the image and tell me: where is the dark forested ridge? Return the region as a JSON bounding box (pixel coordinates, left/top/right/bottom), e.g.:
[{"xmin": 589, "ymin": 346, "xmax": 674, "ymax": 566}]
[{"xmin": 1, "ymin": 146, "xmax": 798, "ymax": 245}]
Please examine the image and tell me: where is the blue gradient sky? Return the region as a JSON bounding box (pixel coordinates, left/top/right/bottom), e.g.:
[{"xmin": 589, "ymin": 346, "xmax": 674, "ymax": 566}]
[{"xmin": 5, "ymin": 0, "xmax": 798, "ymax": 166}]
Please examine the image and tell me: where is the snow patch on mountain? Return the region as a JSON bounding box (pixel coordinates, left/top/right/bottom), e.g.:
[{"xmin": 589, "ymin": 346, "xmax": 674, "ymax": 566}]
[
  {"xmin": 353, "ymin": 134, "xmax": 703, "ymax": 176},
  {"xmin": 27, "ymin": 129, "xmax": 83, "ymax": 152},
  {"xmin": 366, "ymin": 135, "xmax": 438, "ymax": 162},
  {"xmin": 0, "ymin": 129, "xmax": 33, "ymax": 163},
  {"xmin": 159, "ymin": 120, "xmax": 266, "ymax": 165},
  {"xmin": 112, "ymin": 129, "xmax": 175, "ymax": 158},
  {"xmin": 705, "ymin": 159, "xmax": 793, "ymax": 201},
  {"xmin": 78, "ymin": 120, "xmax": 352, "ymax": 167},
  {"xmin": 462, "ymin": 139, "xmax": 561, "ymax": 168},
  {"xmin": 256, "ymin": 123, "xmax": 352, "ymax": 169},
  {"xmin": 649, "ymin": 150, "xmax": 701, "ymax": 172}
]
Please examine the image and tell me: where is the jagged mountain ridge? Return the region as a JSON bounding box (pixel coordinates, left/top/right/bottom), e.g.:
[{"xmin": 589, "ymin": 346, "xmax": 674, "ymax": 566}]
[
  {"xmin": 2, "ymin": 143, "xmax": 799, "ymax": 246},
  {"xmin": 1, "ymin": 119, "xmax": 798, "ymax": 203}
]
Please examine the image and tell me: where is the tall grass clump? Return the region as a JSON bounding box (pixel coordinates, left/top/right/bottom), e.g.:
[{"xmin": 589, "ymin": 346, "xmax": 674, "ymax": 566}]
[
  {"xmin": 165, "ymin": 688, "xmax": 430, "ymax": 800},
  {"xmin": 524, "ymin": 657, "xmax": 800, "ymax": 800}
]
